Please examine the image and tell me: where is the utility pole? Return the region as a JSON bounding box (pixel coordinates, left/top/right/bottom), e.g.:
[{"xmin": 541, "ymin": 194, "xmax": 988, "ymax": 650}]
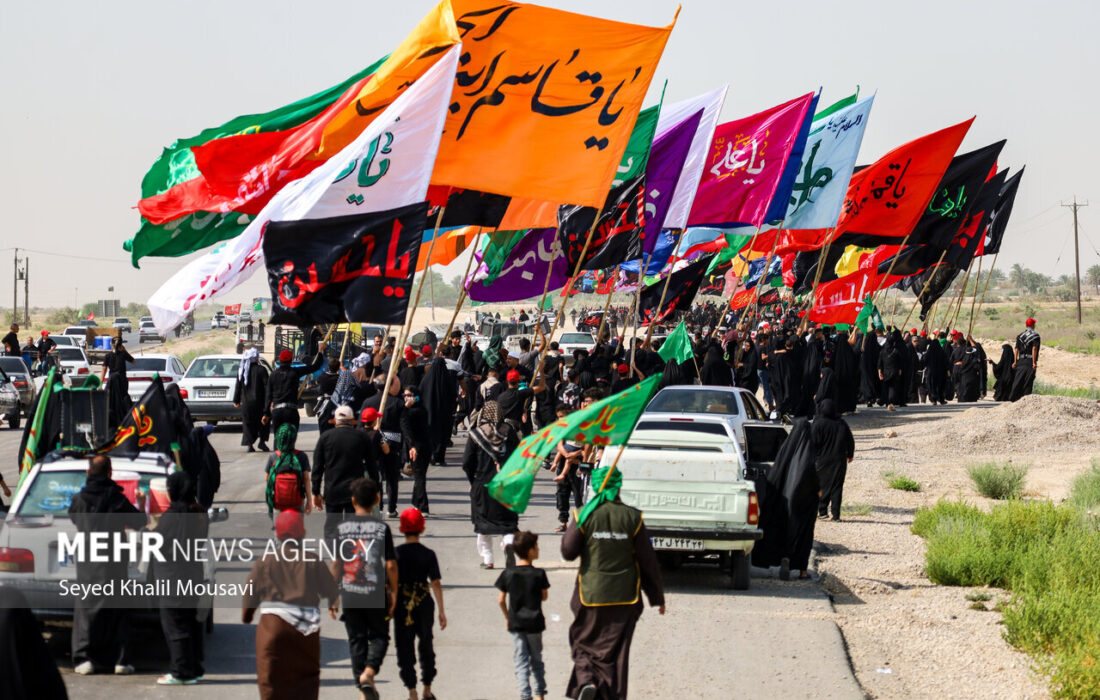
[
  {"xmin": 12, "ymin": 248, "xmax": 17, "ymax": 325},
  {"xmin": 1061, "ymin": 197, "xmax": 1088, "ymax": 324},
  {"xmin": 22, "ymin": 258, "xmax": 28, "ymax": 325}
]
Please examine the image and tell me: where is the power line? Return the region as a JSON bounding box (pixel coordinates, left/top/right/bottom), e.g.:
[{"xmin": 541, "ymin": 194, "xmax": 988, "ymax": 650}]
[{"xmin": 0, "ymin": 246, "xmax": 182, "ymax": 266}]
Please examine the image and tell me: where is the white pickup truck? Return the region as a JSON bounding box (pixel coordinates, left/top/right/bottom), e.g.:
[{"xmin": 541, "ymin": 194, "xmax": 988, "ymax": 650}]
[{"xmin": 603, "ymin": 414, "xmax": 788, "ymax": 589}]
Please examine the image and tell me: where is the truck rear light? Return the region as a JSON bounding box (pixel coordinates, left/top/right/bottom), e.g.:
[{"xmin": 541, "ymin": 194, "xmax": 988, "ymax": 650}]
[
  {"xmin": 77, "ymin": 367, "xmax": 89, "ymax": 374},
  {"xmin": 669, "ymin": 417, "xmax": 694, "ymax": 422},
  {"xmin": 178, "ymin": 388, "xmax": 189, "ymax": 399},
  {"xmin": 747, "ymin": 492, "xmax": 759, "ymax": 525},
  {"xmin": 0, "ymin": 547, "xmax": 35, "ymax": 573},
  {"xmin": 13, "ymin": 380, "xmax": 26, "ymax": 388}
]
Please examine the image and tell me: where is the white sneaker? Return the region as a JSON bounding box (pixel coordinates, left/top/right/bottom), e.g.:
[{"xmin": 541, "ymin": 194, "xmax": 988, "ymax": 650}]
[
  {"xmin": 74, "ymin": 661, "xmax": 95, "ymax": 675},
  {"xmin": 114, "ymin": 664, "xmax": 135, "ymax": 675}
]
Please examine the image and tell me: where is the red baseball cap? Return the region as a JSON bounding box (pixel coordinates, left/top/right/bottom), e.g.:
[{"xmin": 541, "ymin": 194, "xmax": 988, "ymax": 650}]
[
  {"xmin": 40, "ymin": 330, "xmax": 49, "ymax": 336},
  {"xmin": 399, "ymin": 507, "xmax": 425, "ymax": 534},
  {"xmin": 274, "ymin": 510, "xmax": 305, "ymax": 540},
  {"xmin": 404, "ymin": 347, "xmax": 418, "ymax": 363},
  {"xmin": 506, "ymin": 369, "xmax": 521, "ymax": 383},
  {"xmin": 1025, "ymin": 317, "xmax": 1036, "ymax": 327},
  {"xmin": 617, "ymin": 364, "xmax": 630, "ymax": 374},
  {"xmin": 421, "ymin": 344, "xmax": 433, "ymax": 355},
  {"xmin": 359, "ymin": 407, "xmax": 380, "ymax": 424},
  {"xmin": 279, "ymin": 350, "xmax": 293, "ymax": 362}
]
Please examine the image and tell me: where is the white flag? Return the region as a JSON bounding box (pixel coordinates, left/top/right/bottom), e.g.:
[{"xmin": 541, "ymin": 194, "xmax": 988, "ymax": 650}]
[
  {"xmin": 149, "ymin": 45, "xmax": 461, "ymax": 333},
  {"xmin": 656, "ymin": 85, "xmax": 728, "ymax": 229},
  {"xmin": 783, "ymin": 95, "xmax": 874, "ymax": 230}
]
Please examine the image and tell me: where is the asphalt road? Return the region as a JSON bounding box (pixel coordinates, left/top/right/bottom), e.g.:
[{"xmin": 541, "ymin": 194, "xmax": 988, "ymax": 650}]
[{"xmin": 0, "ymin": 414, "xmax": 864, "ymax": 699}]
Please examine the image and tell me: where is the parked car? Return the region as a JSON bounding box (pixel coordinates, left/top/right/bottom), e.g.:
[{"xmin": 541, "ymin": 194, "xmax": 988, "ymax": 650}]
[
  {"xmin": 557, "ymin": 331, "xmax": 595, "ymax": 363},
  {"xmin": 0, "ymin": 368, "xmax": 20, "ymax": 429},
  {"xmin": 138, "ymin": 320, "xmax": 164, "ymax": 343},
  {"xmin": 112, "ymin": 317, "xmax": 133, "ymax": 332},
  {"xmin": 0, "ymin": 453, "xmax": 227, "ymax": 625},
  {"xmin": 641, "ymin": 385, "xmax": 774, "ymax": 455},
  {"xmin": 606, "ymin": 413, "xmax": 788, "ymax": 589},
  {"xmin": 178, "ymin": 354, "xmax": 274, "ymax": 424},
  {"xmin": 62, "ymin": 326, "xmax": 89, "ymax": 348},
  {"xmin": 47, "ymin": 335, "xmax": 78, "ymax": 349},
  {"xmin": 125, "ymin": 354, "xmax": 186, "ymax": 401},
  {"xmin": 0, "ymin": 356, "xmax": 36, "ymax": 415}
]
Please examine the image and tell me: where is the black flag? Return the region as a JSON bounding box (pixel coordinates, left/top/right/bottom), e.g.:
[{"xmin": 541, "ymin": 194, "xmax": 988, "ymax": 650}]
[
  {"xmin": 264, "ymin": 202, "xmax": 429, "ymax": 326},
  {"xmin": 427, "ymin": 187, "xmax": 510, "ymax": 228},
  {"xmin": 99, "ymin": 378, "xmax": 177, "ymax": 458},
  {"xmin": 557, "ymin": 175, "xmax": 646, "ymax": 271},
  {"xmin": 981, "ymin": 168, "xmax": 1023, "ymax": 256},
  {"xmin": 639, "ymin": 256, "xmax": 712, "ymax": 325},
  {"xmin": 944, "ymin": 169, "xmax": 1008, "ymax": 268}
]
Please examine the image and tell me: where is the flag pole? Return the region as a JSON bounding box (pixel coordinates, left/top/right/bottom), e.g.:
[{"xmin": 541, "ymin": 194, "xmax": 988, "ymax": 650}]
[
  {"xmin": 948, "ymin": 258, "xmax": 976, "ymax": 330},
  {"xmin": 936, "ymin": 264, "xmax": 966, "ymax": 334},
  {"xmin": 799, "ymin": 227, "xmax": 834, "ymax": 334},
  {"xmin": 643, "ymin": 228, "xmax": 685, "ymax": 347},
  {"xmin": 965, "ymin": 253, "xmax": 984, "ymax": 336},
  {"xmin": 970, "ymin": 252, "xmax": 1000, "ymax": 335},
  {"xmin": 901, "ymin": 248, "xmax": 949, "ymax": 330},
  {"xmin": 379, "ymin": 198, "xmax": 449, "ymax": 423},
  {"xmin": 534, "ymin": 228, "xmax": 563, "ymax": 324},
  {"xmin": 537, "ymin": 217, "xmax": 603, "ymax": 374},
  {"xmin": 443, "ymin": 227, "xmax": 484, "ymax": 341},
  {"xmin": 628, "ymin": 246, "xmax": 658, "ymax": 372},
  {"xmin": 744, "ymin": 224, "xmax": 774, "ymax": 330},
  {"xmin": 594, "ymin": 268, "xmax": 617, "ymax": 345}
]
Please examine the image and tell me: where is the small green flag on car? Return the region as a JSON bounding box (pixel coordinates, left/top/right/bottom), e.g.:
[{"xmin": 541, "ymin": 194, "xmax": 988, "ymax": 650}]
[{"xmin": 488, "ymin": 375, "xmax": 661, "ymax": 513}]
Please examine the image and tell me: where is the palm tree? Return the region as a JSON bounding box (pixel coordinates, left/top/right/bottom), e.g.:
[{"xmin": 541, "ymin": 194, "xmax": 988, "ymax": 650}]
[
  {"xmin": 1009, "ymin": 263, "xmax": 1028, "ymax": 290},
  {"xmin": 1087, "ymin": 264, "xmax": 1100, "ymax": 294}
]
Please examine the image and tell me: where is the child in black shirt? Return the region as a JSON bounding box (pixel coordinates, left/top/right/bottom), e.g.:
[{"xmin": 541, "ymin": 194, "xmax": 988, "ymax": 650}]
[
  {"xmin": 394, "ymin": 508, "xmax": 446, "ymax": 700},
  {"xmin": 495, "ymin": 531, "xmax": 550, "ymax": 700}
]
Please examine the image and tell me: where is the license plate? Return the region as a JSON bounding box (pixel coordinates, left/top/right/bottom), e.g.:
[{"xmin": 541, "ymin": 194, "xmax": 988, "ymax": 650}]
[
  {"xmin": 197, "ymin": 389, "xmax": 225, "ymax": 398},
  {"xmin": 651, "ymin": 537, "xmax": 705, "ymax": 551}
]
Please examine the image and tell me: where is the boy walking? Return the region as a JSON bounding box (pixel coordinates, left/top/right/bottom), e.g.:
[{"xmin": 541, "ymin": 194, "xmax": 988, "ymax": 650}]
[
  {"xmin": 394, "ymin": 508, "xmax": 446, "ymax": 700},
  {"xmin": 331, "ymin": 478, "xmax": 398, "ymax": 700},
  {"xmin": 495, "ymin": 532, "xmax": 550, "ymax": 700}
]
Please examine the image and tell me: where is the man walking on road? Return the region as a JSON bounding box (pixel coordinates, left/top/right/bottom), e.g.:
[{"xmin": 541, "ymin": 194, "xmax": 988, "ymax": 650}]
[
  {"xmin": 313, "ymin": 405, "xmax": 381, "ymax": 542},
  {"xmin": 265, "ymin": 342, "xmax": 326, "ymax": 434}
]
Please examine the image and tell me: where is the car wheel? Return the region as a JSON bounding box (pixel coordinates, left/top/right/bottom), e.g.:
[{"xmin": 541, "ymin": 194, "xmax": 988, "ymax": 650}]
[
  {"xmin": 730, "ymin": 550, "xmax": 751, "ymax": 590},
  {"xmin": 6, "ymin": 412, "xmax": 19, "ymax": 430}
]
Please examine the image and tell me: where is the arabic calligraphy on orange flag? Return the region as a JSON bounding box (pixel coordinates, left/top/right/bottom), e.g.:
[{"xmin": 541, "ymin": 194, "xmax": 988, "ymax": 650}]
[{"xmin": 431, "ymin": 1, "xmax": 677, "ymax": 208}]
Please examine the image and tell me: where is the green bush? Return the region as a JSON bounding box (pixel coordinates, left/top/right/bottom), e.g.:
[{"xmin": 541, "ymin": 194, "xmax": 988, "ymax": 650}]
[
  {"xmin": 888, "ymin": 474, "xmax": 921, "ymax": 492},
  {"xmin": 913, "ymin": 500, "xmax": 1100, "ymax": 698},
  {"xmin": 1069, "ymin": 461, "xmax": 1100, "ymax": 512},
  {"xmin": 968, "ymin": 461, "xmax": 1028, "ymax": 499}
]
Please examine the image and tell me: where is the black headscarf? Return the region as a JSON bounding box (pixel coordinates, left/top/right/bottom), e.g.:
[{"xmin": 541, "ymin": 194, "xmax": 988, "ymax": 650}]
[
  {"xmin": 699, "ymin": 345, "xmax": 731, "ymax": 386},
  {"xmin": 0, "ymin": 587, "xmax": 68, "ymax": 699}
]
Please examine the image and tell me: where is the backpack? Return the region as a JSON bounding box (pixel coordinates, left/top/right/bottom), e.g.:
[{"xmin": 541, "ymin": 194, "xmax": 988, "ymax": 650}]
[{"xmin": 267, "ymin": 451, "xmax": 305, "ymax": 512}]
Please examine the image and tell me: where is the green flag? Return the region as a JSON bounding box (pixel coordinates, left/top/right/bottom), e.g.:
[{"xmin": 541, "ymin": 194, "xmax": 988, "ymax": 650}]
[
  {"xmin": 854, "ymin": 295, "xmax": 884, "ymax": 333},
  {"xmin": 479, "ymin": 230, "xmax": 529, "ymax": 284},
  {"xmin": 657, "ymin": 320, "xmax": 694, "ymax": 364},
  {"xmin": 488, "ymin": 375, "xmax": 662, "ymax": 513},
  {"xmin": 616, "ymin": 102, "xmax": 661, "ymax": 183},
  {"xmin": 125, "ymin": 55, "xmax": 388, "ymax": 267},
  {"xmin": 705, "ymin": 233, "xmax": 753, "ymax": 275},
  {"xmin": 17, "ymin": 368, "xmax": 61, "ymax": 490}
]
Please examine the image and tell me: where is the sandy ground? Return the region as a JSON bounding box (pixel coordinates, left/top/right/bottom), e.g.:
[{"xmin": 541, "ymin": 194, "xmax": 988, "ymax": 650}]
[
  {"xmin": 809, "ymin": 394, "xmax": 1100, "ymax": 699},
  {"xmin": 977, "ymin": 337, "xmax": 1100, "ymax": 392}
]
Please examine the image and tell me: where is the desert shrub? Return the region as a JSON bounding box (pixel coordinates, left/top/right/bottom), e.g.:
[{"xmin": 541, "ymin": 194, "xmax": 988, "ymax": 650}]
[{"xmin": 968, "ymin": 461, "xmax": 1028, "ymax": 500}]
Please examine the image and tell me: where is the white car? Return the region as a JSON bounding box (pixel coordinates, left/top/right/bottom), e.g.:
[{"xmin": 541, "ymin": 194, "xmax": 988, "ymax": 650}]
[
  {"xmin": 47, "ymin": 335, "xmax": 78, "ymax": 348},
  {"xmin": 138, "ymin": 320, "xmax": 164, "ymax": 343},
  {"xmin": 112, "ymin": 317, "xmax": 133, "ymax": 332},
  {"xmin": 61, "ymin": 326, "xmax": 88, "ymax": 348},
  {"xmin": 54, "ymin": 346, "xmax": 93, "ymax": 386},
  {"xmin": 557, "ymin": 331, "xmax": 595, "ymax": 361},
  {"xmin": 178, "ymin": 354, "xmax": 274, "ymax": 425},
  {"xmin": 640, "ymin": 385, "xmax": 776, "ymax": 455},
  {"xmin": 0, "ymin": 453, "xmax": 226, "ymax": 626},
  {"xmin": 125, "ymin": 353, "xmax": 186, "ymax": 401}
]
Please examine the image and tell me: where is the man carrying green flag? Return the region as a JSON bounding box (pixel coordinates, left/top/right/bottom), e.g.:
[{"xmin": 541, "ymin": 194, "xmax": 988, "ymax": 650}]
[
  {"xmin": 487, "ymin": 375, "xmax": 662, "ymax": 514},
  {"xmin": 656, "ymin": 320, "xmax": 694, "ymax": 365}
]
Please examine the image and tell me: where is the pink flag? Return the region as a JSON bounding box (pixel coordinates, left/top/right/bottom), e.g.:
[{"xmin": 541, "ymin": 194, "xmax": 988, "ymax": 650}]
[{"xmin": 688, "ymin": 92, "xmax": 815, "ymax": 228}]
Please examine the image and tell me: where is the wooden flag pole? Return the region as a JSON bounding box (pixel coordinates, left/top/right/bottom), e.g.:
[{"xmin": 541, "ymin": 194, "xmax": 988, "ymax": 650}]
[
  {"xmin": 939, "ymin": 262, "xmax": 968, "ymax": 333},
  {"xmin": 744, "ymin": 224, "xmax": 774, "ymax": 330},
  {"xmin": 442, "ymin": 227, "xmax": 484, "ymax": 342},
  {"xmin": 643, "ymin": 228, "xmax": 686, "ymax": 347},
  {"xmin": 949, "ymin": 258, "xmax": 976, "ymax": 330},
  {"xmin": 799, "ymin": 229, "xmax": 834, "ymax": 335},
  {"xmin": 537, "ymin": 217, "xmax": 603, "ymax": 374},
  {"xmin": 970, "ymin": 252, "xmax": 1000, "ymax": 335},
  {"xmin": 901, "ymin": 248, "xmax": 949, "ymax": 330},
  {"xmin": 379, "ymin": 200, "xmax": 448, "ymax": 422},
  {"xmin": 628, "ymin": 246, "xmax": 658, "ymax": 372},
  {"xmin": 534, "ymin": 229, "xmax": 563, "ymax": 324},
  {"xmin": 966, "ymin": 253, "xmax": 984, "ymax": 335},
  {"xmin": 594, "ymin": 269, "xmax": 617, "ymax": 345},
  {"xmin": 338, "ymin": 324, "xmax": 351, "ymax": 363}
]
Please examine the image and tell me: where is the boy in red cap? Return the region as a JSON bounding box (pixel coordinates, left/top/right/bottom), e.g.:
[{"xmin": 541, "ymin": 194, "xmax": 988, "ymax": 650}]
[
  {"xmin": 265, "ymin": 340, "xmax": 327, "ymax": 434},
  {"xmin": 394, "ymin": 508, "xmax": 445, "ymax": 700}
]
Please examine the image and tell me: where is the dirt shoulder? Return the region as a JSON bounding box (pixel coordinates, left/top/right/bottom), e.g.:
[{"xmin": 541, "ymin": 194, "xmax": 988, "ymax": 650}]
[{"xmin": 812, "ymin": 395, "xmax": 1100, "ymax": 699}]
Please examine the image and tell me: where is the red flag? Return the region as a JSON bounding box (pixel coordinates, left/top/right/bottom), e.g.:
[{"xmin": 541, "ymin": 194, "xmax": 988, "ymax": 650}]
[
  {"xmin": 778, "ymin": 118, "xmax": 974, "ymax": 255},
  {"xmin": 224, "ymin": 303, "xmax": 241, "ymax": 315},
  {"xmin": 807, "ymin": 268, "xmax": 904, "ymax": 325},
  {"xmin": 729, "ymin": 288, "xmax": 757, "ymax": 310},
  {"xmin": 86, "ymin": 312, "xmax": 95, "ymax": 321}
]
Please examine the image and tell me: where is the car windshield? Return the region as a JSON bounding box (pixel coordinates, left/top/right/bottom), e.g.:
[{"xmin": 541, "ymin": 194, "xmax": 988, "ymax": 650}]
[
  {"xmin": 64, "ymin": 328, "xmax": 84, "ymax": 335},
  {"xmin": 0, "ymin": 358, "xmax": 28, "ymax": 374},
  {"xmin": 127, "ymin": 358, "xmax": 167, "ymax": 372},
  {"xmin": 57, "ymin": 348, "xmax": 85, "ymax": 362},
  {"xmin": 647, "ymin": 389, "xmax": 739, "ymax": 415},
  {"xmin": 561, "ymin": 333, "xmax": 592, "ymax": 343},
  {"xmin": 114, "ymin": 318, "xmax": 128, "ymax": 323},
  {"xmin": 186, "ymin": 358, "xmax": 239, "ymax": 378},
  {"xmin": 16, "ymin": 470, "xmax": 158, "ymax": 517}
]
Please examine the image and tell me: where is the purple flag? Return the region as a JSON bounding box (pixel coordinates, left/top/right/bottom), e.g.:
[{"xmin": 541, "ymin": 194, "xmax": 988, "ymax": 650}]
[
  {"xmin": 466, "ymin": 227, "xmax": 568, "ymax": 302},
  {"xmin": 642, "ymin": 110, "xmax": 703, "ymax": 255}
]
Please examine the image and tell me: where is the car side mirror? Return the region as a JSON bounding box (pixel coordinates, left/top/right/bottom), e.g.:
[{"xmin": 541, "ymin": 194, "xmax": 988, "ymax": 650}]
[{"xmin": 207, "ymin": 507, "xmax": 229, "ymax": 523}]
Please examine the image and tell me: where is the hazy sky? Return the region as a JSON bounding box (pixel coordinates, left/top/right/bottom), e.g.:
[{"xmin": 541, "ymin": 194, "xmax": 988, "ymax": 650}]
[{"xmin": 2, "ymin": 0, "xmax": 1098, "ymax": 308}]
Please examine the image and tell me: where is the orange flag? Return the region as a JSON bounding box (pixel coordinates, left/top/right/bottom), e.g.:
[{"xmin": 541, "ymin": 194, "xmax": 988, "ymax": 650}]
[
  {"xmin": 415, "ymin": 227, "xmax": 481, "ymax": 271},
  {"xmin": 431, "ymin": 1, "xmax": 676, "ymax": 208}
]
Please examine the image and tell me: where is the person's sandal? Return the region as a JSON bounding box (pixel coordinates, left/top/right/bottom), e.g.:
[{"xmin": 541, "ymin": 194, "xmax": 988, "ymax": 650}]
[{"xmin": 554, "ymin": 523, "xmax": 567, "ymax": 533}]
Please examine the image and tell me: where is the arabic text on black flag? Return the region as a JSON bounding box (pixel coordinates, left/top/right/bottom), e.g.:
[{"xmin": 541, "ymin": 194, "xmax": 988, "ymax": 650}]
[{"xmin": 263, "ymin": 202, "xmax": 429, "ymax": 326}]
